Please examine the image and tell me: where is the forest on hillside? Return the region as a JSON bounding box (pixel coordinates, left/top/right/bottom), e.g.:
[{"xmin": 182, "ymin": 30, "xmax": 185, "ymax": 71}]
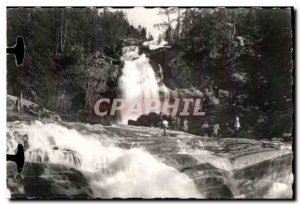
[
  {"xmin": 155, "ymin": 8, "xmax": 293, "ymax": 139},
  {"xmin": 156, "ymin": 8, "xmax": 292, "ymax": 104}
]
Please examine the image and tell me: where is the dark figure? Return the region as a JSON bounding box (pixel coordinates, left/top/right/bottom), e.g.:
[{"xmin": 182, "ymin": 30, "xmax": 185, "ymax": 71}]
[
  {"xmin": 202, "ymin": 121, "xmax": 209, "ymax": 136},
  {"xmin": 214, "ymin": 86, "xmax": 219, "ymax": 98},
  {"xmin": 7, "ymin": 144, "xmax": 25, "ymax": 173},
  {"xmin": 231, "ymin": 93, "xmax": 238, "ymax": 114},
  {"xmin": 15, "ymin": 97, "xmax": 20, "ymax": 111},
  {"xmin": 158, "ymin": 112, "xmax": 163, "ymax": 128},
  {"xmin": 202, "ymin": 97, "xmax": 208, "ymax": 109},
  {"xmin": 232, "ymin": 93, "xmax": 237, "ymax": 106},
  {"xmin": 159, "ymin": 112, "xmax": 163, "ymax": 120},
  {"xmin": 175, "ymin": 117, "xmax": 180, "ymax": 131}
]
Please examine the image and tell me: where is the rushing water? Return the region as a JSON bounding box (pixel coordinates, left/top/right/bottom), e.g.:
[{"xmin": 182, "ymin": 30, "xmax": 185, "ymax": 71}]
[
  {"xmin": 118, "ymin": 46, "xmax": 169, "ymax": 124},
  {"xmin": 7, "ymin": 121, "xmax": 201, "ymax": 198},
  {"xmin": 7, "ymin": 121, "xmax": 293, "ymax": 198}
]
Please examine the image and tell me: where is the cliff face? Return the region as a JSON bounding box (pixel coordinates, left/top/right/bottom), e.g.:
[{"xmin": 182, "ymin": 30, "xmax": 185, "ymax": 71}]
[{"xmin": 52, "ymin": 50, "xmax": 122, "ymax": 123}]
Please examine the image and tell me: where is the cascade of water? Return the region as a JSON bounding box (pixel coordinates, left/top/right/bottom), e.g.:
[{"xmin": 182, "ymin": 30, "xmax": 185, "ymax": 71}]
[
  {"xmin": 7, "ymin": 121, "xmax": 202, "ymax": 198},
  {"xmin": 118, "ymin": 46, "xmax": 169, "ymax": 124}
]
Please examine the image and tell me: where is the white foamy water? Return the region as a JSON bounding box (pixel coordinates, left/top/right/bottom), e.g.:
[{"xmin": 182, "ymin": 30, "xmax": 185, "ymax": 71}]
[
  {"xmin": 7, "ymin": 121, "xmax": 202, "ymax": 198},
  {"xmin": 118, "ymin": 46, "xmax": 169, "ymax": 124}
]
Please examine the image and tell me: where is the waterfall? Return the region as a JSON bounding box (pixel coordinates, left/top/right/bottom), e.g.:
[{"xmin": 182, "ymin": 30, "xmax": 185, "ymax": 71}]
[
  {"xmin": 7, "ymin": 121, "xmax": 201, "ymax": 198},
  {"xmin": 118, "ymin": 46, "xmax": 169, "ymax": 124}
]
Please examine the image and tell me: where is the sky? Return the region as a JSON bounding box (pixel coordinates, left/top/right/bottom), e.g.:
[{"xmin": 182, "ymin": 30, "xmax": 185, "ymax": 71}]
[{"xmin": 100, "ymin": 7, "xmax": 178, "ymax": 39}]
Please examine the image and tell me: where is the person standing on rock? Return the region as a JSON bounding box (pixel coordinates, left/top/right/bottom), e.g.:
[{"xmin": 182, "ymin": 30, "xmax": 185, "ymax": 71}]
[
  {"xmin": 201, "ymin": 97, "xmax": 207, "ymax": 110},
  {"xmin": 15, "ymin": 97, "xmax": 21, "ymax": 112},
  {"xmin": 232, "ymin": 92, "xmax": 237, "ymax": 113},
  {"xmin": 214, "ymin": 86, "xmax": 219, "ymax": 98},
  {"xmin": 204, "ymin": 95, "xmax": 210, "ymax": 109},
  {"xmin": 162, "ymin": 120, "xmax": 169, "ymax": 136},
  {"xmin": 159, "ymin": 112, "xmax": 163, "ymax": 128},
  {"xmin": 183, "ymin": 118, "xmax": 189, "ymax": 132},
  {"xmin": 212, "ymin": 124, "xmax": 220, "ymax": 138},
  {"xmin": 171, "ymin": 116, "xmax": 176, "ymax": 130},
  {"xmin": 175, "ymin": 116, "xmax": 180, "ymax": 131},
  {"xmin": 202, "ymin": 121, "xmax": 209, "ymax": 136},
  {"xmin": 234, "ymin": 116, "xmax": 241, "ymax": 137}
]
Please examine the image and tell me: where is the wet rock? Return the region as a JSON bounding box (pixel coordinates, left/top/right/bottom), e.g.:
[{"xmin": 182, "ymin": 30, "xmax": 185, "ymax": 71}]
[
  {"xmin": 164, "ymin": 154, "xmax": 198, "ymax": 171},
  {"xmin": 231, "ymin": 72, "xmax": 247, "ymax": 83},
  {"xmin": 7, "ymin": 121, "xmax": 294, "ymax": 199},
  {"xmin": 233, "ymin": 153, "xmax": 293, "ymax": 184},
  {"xmin": 128, "ymin": 119, "xmax": 137, "ymax": 126},
  {"xmin": 218, "ymin": 89, "xmax": 230, "ymax": 99},
  {"xmin": 131, "ymin": 112, "xmax": 172, "ymax": 128},
  {"xmin": 174, "ymin": 88, "xmax": 204, "ymax": 98},
  {"xmin": 208, "ymin": 96, "xmax": 220, "ymax": 105},
  {"xmin": 7, "ymin": 162, "xmax": 93, "ymax": 199},
  {"xmin": 7, "ymin": 95, "xmax": 61, "ymax": 122},
  {"xmin": 236, "ymin": 179, "xmax": 293, "ymax": 199},
  {"xmin": 181, "ymin": 163, "xmax": 234, "ymax": 199}
]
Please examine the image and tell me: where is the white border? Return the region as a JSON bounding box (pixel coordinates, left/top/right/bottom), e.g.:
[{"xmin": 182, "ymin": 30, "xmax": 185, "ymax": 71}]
[{"xmin": 1, "ymin": 1, "xmax": 298, "ymax": 205}]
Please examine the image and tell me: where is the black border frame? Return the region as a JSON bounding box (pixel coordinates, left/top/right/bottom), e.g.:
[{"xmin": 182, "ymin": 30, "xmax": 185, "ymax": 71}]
[{"xmin": 6, "ymin": 6, "xmax": 296, "ymax": 201}]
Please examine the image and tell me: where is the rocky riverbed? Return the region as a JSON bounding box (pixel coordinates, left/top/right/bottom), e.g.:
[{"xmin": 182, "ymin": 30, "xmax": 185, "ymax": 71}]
[{"xmin": 7, "ymin": 120, "xmax": 293, "ymax": 199}]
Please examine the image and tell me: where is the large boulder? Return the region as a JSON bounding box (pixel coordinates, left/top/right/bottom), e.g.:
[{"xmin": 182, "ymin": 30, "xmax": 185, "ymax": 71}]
[
  {"xmin": 7, "ymin": 162, "xmax": 93, "ymax": 199},
  {"xmin": 136, "ymin": 113, "xmax": 160, "ymax": 127}
]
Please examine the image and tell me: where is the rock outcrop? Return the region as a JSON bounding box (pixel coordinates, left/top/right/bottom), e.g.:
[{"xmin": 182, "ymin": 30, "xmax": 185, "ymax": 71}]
[
  {"xmin": 6, "ymin": 119, "xmax": 293, "ymax": 199},
  {"xmin": 104, "ymin": 125, "xmax": 293, "ymax": 199},
  {"xmin": 7, "ymin": 162, "xmax": 92, "ymax": 199},
  {"xmin": 7, "ymin": 95, "xmax": 61, "ymax": 122}
]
